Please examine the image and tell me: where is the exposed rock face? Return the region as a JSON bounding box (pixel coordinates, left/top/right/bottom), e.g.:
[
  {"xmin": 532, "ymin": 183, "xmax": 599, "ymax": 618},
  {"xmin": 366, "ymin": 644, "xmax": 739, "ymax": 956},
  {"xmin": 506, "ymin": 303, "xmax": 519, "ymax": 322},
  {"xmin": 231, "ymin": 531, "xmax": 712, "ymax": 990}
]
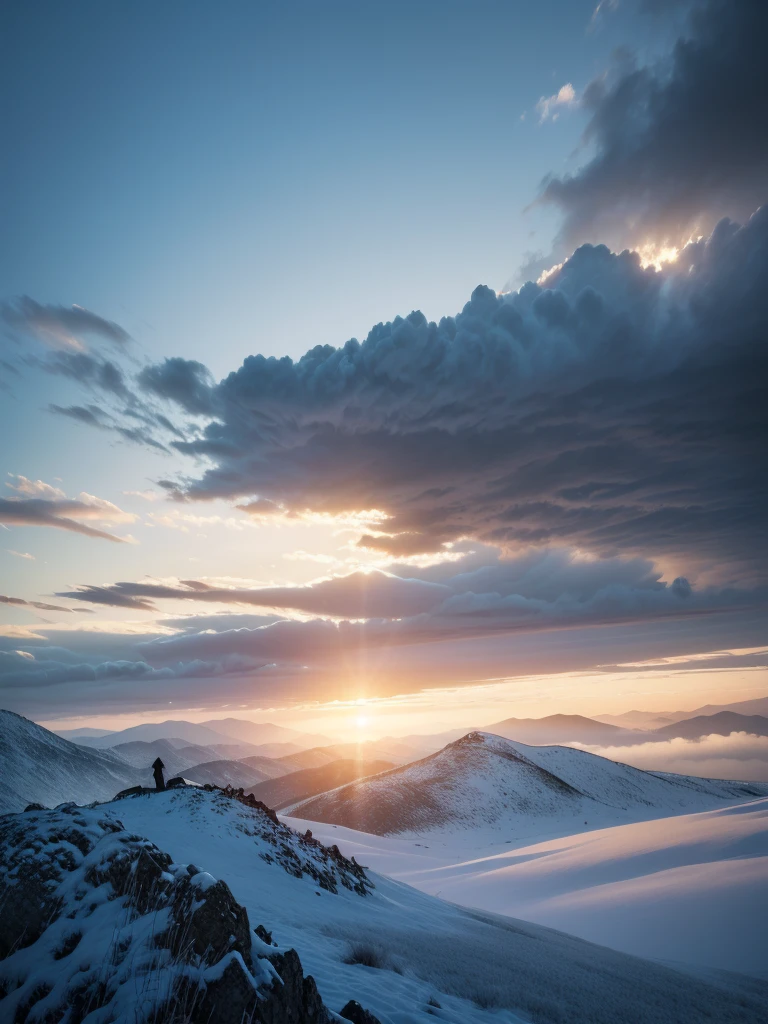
[
  {"xmin": 339, "ymin": 1000, "xmax": 384, "ymax": 1024},
  {"xmin": 0, "ymin": 802, "xmax": 375, "ymax": 1024}
]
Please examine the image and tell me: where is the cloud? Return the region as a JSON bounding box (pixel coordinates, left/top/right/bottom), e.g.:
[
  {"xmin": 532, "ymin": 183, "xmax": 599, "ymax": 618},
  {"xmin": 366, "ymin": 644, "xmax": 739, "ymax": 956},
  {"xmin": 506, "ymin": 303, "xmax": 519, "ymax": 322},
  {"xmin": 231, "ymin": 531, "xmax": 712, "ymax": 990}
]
[
  {"xmin": 537, "ymin": 1, "xmax": 768, "ymax": 256},
  {"xmin": 43, "ymin": 351, "xmax": 131, "ymax": 398},
  {"xmin": 137, "ymin": 357, "xmax": 215, "ymax": 415},
  {"xmin": 7, "ymin": 475, "xmax": 65, "ymax": 500},
  {"xmin": 6, "ymin": 550, "xmax": 34, "ymax": 560},
  {"xmin": 135, "ymin": 210, "xmax": 768, "ymax": 584},
  {"xmin": 0, "ymin": 595, "xmax": 73, "ymax": 613},
  {"xmin": 0, "ymin": 499, "xmax": 130, "ymax": 542},
  {"xmin": 54, "ymin": 548, "xmax": 765, "ymax": 656},
  {"xmin": 49, "ymin": 404, "xmax": 110, "ymax": 429},
  {"xmin": 536, "ymin": 83, "xmax": 577, "ymax": 122},
  {"xmin": 1, "ymin": 296, "xmax": 130, "ymax": 349},
  {"xmin": 0, "ymin": 480, "xmax": 136, "ymax": 542},
  {"xmin": 579, "ymin": 732, "xmax": 768, "ymax": 781}
]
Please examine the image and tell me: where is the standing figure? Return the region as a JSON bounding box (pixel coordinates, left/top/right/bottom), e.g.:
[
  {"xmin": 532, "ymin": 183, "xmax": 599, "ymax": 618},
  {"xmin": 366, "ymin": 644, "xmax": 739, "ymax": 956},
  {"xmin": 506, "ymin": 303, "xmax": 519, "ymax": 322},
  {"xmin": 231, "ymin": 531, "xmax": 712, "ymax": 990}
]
[{"xmin": 152, "ymin": 757, "xmax": 165, "ymax": 791}]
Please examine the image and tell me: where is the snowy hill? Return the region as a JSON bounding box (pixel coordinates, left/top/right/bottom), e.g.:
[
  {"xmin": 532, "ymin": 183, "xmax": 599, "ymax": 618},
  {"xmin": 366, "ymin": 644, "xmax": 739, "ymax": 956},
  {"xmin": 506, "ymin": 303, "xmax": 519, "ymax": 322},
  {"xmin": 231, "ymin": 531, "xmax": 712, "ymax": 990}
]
[
  {"xmin": 0, "ymin": 709, "xmax": 143, "ymax": 812},
  {"xmin": 3, "ymin": 786, "xmax": 764, "ymax": 1024},
  {"xmin": 291, "ymin": 731, "xmax": 768, "ymax": 837}
]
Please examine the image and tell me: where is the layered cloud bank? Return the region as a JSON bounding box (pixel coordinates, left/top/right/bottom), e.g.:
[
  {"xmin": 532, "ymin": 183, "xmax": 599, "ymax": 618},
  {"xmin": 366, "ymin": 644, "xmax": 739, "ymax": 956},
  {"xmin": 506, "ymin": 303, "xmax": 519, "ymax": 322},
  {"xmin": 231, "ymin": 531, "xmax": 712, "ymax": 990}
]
[{"xmin": 139, "ymin": 209, "xmax": 768, "ymax": 584}]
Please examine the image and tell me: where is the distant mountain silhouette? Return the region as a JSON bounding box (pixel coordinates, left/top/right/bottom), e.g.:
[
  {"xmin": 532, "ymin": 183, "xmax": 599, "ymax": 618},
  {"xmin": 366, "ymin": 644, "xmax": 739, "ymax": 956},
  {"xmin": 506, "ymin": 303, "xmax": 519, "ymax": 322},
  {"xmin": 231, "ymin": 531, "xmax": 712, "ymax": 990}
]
[
  {"xmin": 652, "ymin": 712, "xmax": 768, "ymax": 740},
  {"xmin": 181, "ymin": 758, "xmax": 272, "ymax": 788},
  {"xmin": 486, "ymin": 714, "xmax": 633, "ymax": 745},
  {"xmin": 246, "ymin": 758, "xmax": 394, "ymax": 810}
]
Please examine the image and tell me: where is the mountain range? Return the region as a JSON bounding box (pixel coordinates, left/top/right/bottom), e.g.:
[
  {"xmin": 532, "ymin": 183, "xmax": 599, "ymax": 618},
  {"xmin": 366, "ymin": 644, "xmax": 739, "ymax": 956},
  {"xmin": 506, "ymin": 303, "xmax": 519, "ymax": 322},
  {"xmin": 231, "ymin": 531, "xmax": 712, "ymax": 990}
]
[
  {"xmin": 4, "ymin": 704, "xmax": 768, "ymax": 817},
  {"xmin": 66, "ymin": 716, "xmax": 332, "ymax": 752}
]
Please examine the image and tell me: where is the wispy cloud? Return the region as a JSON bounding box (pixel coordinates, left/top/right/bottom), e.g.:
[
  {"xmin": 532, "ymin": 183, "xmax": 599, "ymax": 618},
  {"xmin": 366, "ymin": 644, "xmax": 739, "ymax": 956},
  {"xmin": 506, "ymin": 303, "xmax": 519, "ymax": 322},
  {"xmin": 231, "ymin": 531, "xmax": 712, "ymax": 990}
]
[
  {"xmin": 0, "ymin": 476, "xmax": 137, "ymax": 543},
  {"xmin": 1, "ymin": 296, "xmax": 130, "ymax": 350},
  {"xmin": 536, "ymin": 83, "xmax": 576, "ymax": 122}
]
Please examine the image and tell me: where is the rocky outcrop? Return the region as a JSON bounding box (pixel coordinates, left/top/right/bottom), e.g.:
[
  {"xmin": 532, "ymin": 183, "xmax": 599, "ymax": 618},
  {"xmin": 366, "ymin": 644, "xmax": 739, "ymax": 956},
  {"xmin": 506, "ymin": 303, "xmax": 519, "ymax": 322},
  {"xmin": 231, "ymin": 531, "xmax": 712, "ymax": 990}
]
[{"xmin": 0, "ymin": 801, "xmax": 378, "ymax": 1024}]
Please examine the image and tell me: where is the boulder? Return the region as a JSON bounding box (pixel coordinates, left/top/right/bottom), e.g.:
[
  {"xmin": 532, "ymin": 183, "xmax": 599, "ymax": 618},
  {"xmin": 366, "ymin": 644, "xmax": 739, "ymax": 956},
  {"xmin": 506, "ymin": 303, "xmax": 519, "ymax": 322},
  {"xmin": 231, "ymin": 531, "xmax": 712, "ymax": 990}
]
[{"xmin": 339, "ymin": 1000, "xmax": 383, "ymax": 1024}]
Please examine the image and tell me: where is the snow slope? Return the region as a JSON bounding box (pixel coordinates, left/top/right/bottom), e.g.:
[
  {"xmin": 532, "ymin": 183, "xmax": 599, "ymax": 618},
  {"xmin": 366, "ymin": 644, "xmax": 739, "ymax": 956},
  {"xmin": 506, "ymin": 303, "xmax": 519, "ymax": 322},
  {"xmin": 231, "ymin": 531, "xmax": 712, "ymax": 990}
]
[
  {"xmin": 0, "ymin": 709, "xmax": 142, "ymax": 812},
  {"xmin": 286, "ymin": 798, "xmax": 768, "ymax": 979},
  {"xmin": 107, "ymin": 786, "xmax": 768, "ymax": 1024},
  {"xmin": 291, "ymin": 731, "xmax": 768, "ymax": 838}
]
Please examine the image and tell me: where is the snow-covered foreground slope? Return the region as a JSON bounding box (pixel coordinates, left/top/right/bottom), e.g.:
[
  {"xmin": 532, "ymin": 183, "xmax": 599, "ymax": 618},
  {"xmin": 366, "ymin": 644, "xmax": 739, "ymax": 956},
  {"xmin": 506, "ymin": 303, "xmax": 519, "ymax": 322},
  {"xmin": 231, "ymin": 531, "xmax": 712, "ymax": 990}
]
[
  {"xmin": 100, "ymin": 786, "xmax": 768, "ymax": 1023},
  {"xmin": 287, "ymin": 798, "xmax": 768, "ymax": 979},
  {"xmin": 0, "ymin": 709, "xmax": 142, "ymax": 813},
  {"xmin": 291, "ymin": 731, "xmax": 768, "ymax": 839}
]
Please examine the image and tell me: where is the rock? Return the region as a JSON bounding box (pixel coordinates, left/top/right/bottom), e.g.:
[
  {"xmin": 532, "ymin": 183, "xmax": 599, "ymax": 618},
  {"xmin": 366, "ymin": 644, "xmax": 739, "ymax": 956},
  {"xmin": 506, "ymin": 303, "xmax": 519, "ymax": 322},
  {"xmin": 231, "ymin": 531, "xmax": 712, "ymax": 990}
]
[
  {"xmin": 174, "ymin": 877, "xmax": 254, "ymax": 968},
  {"xmin": 255, "ymin": 923, "xmax": 274, "ymax": 945},
  {"xmin": 258, "ymin": 948, "xmax": 332, "ymax": 1024},
  {"xmin": 339, "ymin": 999, "xmax": 383, "ymax": 1024},
  {"xmin": 194, "ymin": 952, "xmax": 260, "ymax": 1024},
  {"xmin": 23, "ymin": 802, "xmax": 46, "ymax": 812},
  {"xmin": 114, "ymin": 785, "xmax": 149, "ymax": 799}
]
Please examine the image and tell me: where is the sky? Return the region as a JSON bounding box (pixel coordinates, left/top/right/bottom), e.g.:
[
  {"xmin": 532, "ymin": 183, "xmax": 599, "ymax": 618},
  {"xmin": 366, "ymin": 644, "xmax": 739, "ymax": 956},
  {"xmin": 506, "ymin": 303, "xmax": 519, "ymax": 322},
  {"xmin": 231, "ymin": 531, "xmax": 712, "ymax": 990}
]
[{"xmin": 1, "ymin": 0, "xmax": 766, "ymax": 742}]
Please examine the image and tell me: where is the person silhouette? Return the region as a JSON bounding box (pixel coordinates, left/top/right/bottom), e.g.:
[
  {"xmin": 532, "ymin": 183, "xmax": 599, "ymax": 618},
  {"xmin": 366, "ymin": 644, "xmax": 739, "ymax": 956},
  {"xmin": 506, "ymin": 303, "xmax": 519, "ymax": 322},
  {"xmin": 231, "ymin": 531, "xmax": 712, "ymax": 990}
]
[{"xmin": 152, "ymin": 757, "xmax": 165, "ymax": 791}]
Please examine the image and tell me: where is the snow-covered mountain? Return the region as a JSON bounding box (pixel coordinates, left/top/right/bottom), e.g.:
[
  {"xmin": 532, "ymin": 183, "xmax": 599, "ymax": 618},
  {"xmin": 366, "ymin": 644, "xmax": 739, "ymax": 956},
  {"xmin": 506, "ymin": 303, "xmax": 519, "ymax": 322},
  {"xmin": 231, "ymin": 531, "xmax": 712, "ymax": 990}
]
[
  {"xmin": 290, "ymin": 731, "xmax": 768, "ymax": 837},
  {"xmin": 0, "ymin": 709, "xmax": 143, "ymax": 813},
  {"xmin": 3, "ymin": 786, "xmax": 765, "ymax": 1024}
]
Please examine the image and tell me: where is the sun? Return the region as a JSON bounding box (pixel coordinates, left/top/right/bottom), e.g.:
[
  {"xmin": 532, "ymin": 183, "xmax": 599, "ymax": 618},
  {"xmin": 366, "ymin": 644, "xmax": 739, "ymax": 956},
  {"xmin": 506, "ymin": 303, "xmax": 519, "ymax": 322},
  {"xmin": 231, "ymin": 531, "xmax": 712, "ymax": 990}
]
[{"xmin": 355, "ymin": 714, "xmax": 369, "ymax": 730}]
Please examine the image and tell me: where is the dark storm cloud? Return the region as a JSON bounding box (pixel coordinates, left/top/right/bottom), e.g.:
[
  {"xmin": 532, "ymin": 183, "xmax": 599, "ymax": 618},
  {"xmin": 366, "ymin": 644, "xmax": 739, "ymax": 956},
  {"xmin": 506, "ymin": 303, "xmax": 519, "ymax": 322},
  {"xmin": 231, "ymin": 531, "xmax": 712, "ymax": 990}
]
[
  {"xmin": 0, "ymin": 498, "xmax": 126, "ymax": 542},
  {"xmin": 538, "ymin": 0, "xmax": 768, "ymax": 256},
  {"xmin": 1, "ymin": 296, "xmax": 131, "ymax": 348},
  {"xmin": 140, "ymin": 209, "xmax": 767, "ymax": 582},
  {"xmin": 137, "ymin": 357, "xmax": 215, "ymax": 415}
]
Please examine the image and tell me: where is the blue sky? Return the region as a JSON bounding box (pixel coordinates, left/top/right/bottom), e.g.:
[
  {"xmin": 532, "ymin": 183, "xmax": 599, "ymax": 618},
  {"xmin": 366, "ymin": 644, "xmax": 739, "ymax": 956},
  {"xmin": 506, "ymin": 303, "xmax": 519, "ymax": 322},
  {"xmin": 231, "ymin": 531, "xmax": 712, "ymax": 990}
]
[{"xmin": 1, "ymin": 0, "xmax": 766, "ymax": 734}]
